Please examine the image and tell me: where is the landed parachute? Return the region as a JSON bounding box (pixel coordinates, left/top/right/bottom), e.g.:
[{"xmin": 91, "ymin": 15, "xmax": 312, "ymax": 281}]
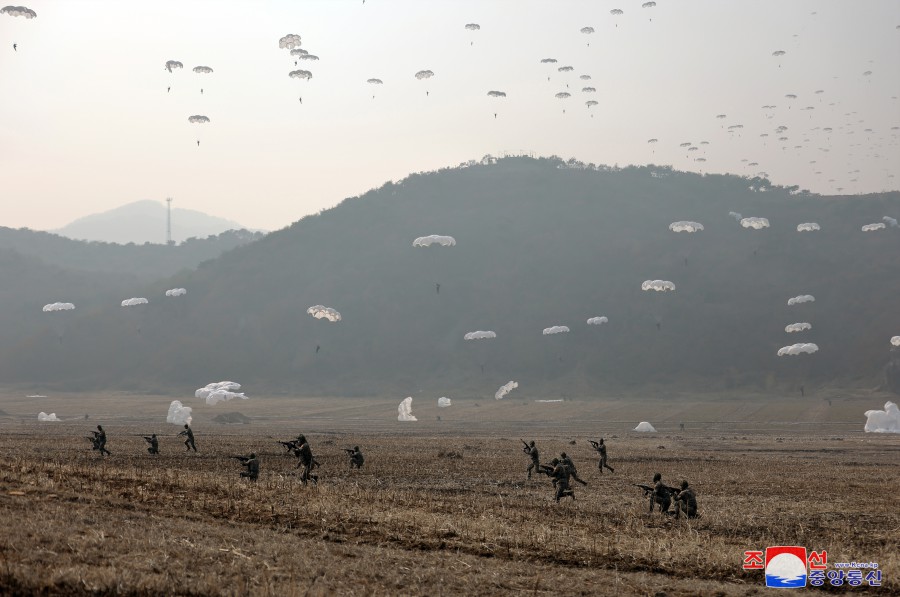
[
  {"xmin": 641, "ymin": 280, "xmax": 675, "ymax": 292},
  {"xmin": 1, "ymin": 5, "xmax": 36, "ymax": 18},
  {"xmin": 43, "ymin": 302, "xmax": 74, "ymax": 312},
  {"xmin": 188, "ymin": 115, "xmax": 210, "ymax": 124},
  {"xmin": 487, "ymin": 90, "xmax": 507, "ymax": 98},
  {"xmin": 413, "ymin": 235, "xmax": 456, "ymax": 247},
  {"xmin": 669, "ymin": 221, "xmax": 704, "ymax": 233},
  {"xmin": 289, "ymin": 69, "xmax": 312, "ymax": 80},
  {"xmin": 165, "ymin": 60, "xmax": 183, "ymax": 73},
  {"xmin": 38, "ymin": 412, "xmax": 60, "ymax": 422},
  {"xmin": 634, "ymin": 421, "xmax": 656, "ymax": 432},
  {"xmin": 307, "ymin": 305, "xmax": 341, "ymax": 322},
  {"xmin": 195, "ymin": 381, "xmax": 241, "ymax": 399},
  {"xmin": 862, "ymin": 223, "xmax": 886, "ymax": 232},
  {"xmin": 414, "ymin": 69, "xmax": 434, "ymax": 80},
  {"xmin": 279, "ymin": 34, "xmax": 302, "ymax": 50},
  {"xmin": 883, "ymin": 216, "xmax": 898, "ymax": 228},
  {"xmin": 542, "ymin": 325, "xmax": 570, "ymax": 335},
  {"xmin": 464, "ymin": 330, "xmax": 496, "ymax": 340},
  {"xmin": 205, "ymin": 389, "xmax": 248, "ymax": 406},
  {"xmin": 785, "ymin": 322, "xmax": 812, "ymax": 333},
  {"xmin": 797, "ymin": 222, "xmax": 820, "ymax": 232},
  {"xmin": 167, "ymin": 400, "xmax": 192, "ymax": 426},
  {"xmin": 121, "ymin": 297, "xmax": 148, "ymax": 307},
  {"xmin": 740, "ymin": 217, "xmax": 769, "ymax": 229},
  {"xmin": 438, "ymin": 397, "xmax": 452, "ymax": 408},
  {"xmin": 864, "ymin": 401, "xmax": 900, "ymax": 434},
  {"xmin": 495, "ymin": 381, "xmax": 518, "ymax": 400},
  {"xmin": 787, "ymin": 295, "xmax": 815, "ymax": 306},
  {"xmin": 587, "ymin": 316, "xmax": 608, "ymax": 325},
  {"xmin": 165, "ymin": 288, "xmax": 186, "ymax": 297},
  {"xmin": 777, "ymin": 343, "xmax": 818, "ymax": 356},
  {"xmin": 192, "ymin": 65, "xmax": 213, "ymax": 74},
  {"xmin": 892, "ymin": 336, "xmax": 900, "ymax": 347},
  {"xmin": 398, "ymin": 397, "xmax": 417, "ymax": 421}
]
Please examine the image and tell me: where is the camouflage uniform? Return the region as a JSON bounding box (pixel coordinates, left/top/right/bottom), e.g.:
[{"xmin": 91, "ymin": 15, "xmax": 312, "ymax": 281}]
[
  {"xmin": 145, "ymin": 434, "xmax": 159, "ymax": 455},
  {"xmin": 240, "ymin": 454, "xmax": 259, "ymax": 481},
  {"xmin": 348, "ymin": 447, "xmax": 364, "ymax": 469},
  {"xmin": 674, "ymin": 481, "xmax": 698, "ymax": 519},
  {"xmin": 94, "ymin": 426, "xmax": 111, "ymax": 456},
  {"xmin": 296, "ymin": 436, "xmax": 318, "ymax": 485},
  {"xmin": 592, "ymin": 439, "xmax": 614, "ymax": 473},
  {"xmin": 650, "ymin": 473, "xmax": 672, "ymax": 514},
  {"xmin": 560, "ymin": 453, "xmax": 587, "ymax": 486},
  {"xmin": 179, "ymin": 425, "xmax": 197, "ymax": 452},
  {"xmin": 550, "ymin": 459, "xmax": 575, "ymax": 502},
  {"xmin": 524, "ymin": 442, "xmax": 540, "ymax": 479}
]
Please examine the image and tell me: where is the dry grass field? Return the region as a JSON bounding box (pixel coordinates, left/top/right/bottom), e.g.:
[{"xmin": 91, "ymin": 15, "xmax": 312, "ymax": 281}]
[{"xmin": 0, "ymin": 390, "xmax": 898, "ymax": 596}]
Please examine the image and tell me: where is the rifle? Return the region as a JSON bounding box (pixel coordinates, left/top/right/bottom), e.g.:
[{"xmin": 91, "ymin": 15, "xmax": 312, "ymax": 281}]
[
  {"xmin": 344, "ymin": 448, "xmax": 356, "ymax": 455},
  {"xmin": 539, "ymin": 464, "xmax": 555, "ymax": 476},
  {"xmin": 588, "ymin": 440, "xmax": 600, "ymax": 450},
  {"xmin": 86, "ymin": 435, "xmax": 99, "ymax": 448},
  {"xmin": 277, "ymin": 440, "xmax": 299, "ymax": 451},
  {"xmin": 230, "ymin": 455, "xmax": 250, "ymax": 463},
  {"xmin": 633, "ymin": 483, "xmax": 680, "ymax": 496},
  {"xmin": 143, "ymin": 436, "xmax": 153, "ymax": 443},
  {"xmin": 521, "ymin": 439, "xmax": 531, "ymax": 453}
]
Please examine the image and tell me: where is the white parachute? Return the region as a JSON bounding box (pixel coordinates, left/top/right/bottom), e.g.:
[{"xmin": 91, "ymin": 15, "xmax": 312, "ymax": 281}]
[
  {"xmin": 787, "ymin": 295, "xmax": 815, "ymax": 306},
  {"xmin": 414, "ymin": 69, "xmax": 434, "ymax": 80},
  {"xmin": 557, "ymin": 66, "xmax": 574, "ymax": 72},
  {"xmin": 785, "ymin": 322, "xmax": 812, "ymax": 333},
  {"xmin": 641, "ymin": 280, "xmax": 675, "ymax": 292},
  {"xmin": 398, "ymin": 397, "xmax": 417, "ymax": 421},
  {"xmin": 37, "ymin": 412, "xmax": 60, "ymax": 422},
  {"xmin": 542, "ymin": 326, "xmax": 570, "ymax": 335},
  {"xmin": 464, "ymin": 330, "xmax": 496, "ymax": 340},
  {"xmin": 188, "ymin": 115, "xmax": 210, "ymax": 124},
  {"xmin": 192, "ymin": 66, "xmax": 213, "ymax": 74},
  {"xmin": 540, "ymin": 58, "xmax": 558, "ymax": 64},
  {"xmin": 634, "ymin": 421, "xmax": 656, "ymax": 432},
  {"xmin": 307, "ymin": 305, "xmax": 341, "ymax": 322},
  {"xmin": 891, "ymin": 336, "xmax": 900, "ymax": 347},
  {"xmin": 278, "ymin": 34, "xmax": 302, "ymax": 50},
  {"xmin": 43, "ymin": 302, "xmax": 74, "ymax": 312},
  {"xmin": 165, "ymin": 60, "xmax": 183, "ymax": 73},
  {"xmin": 555, "ymin": 92, "xmax": 571, "ymax": 99},
  {"xmin": 413, "ymin": 235, "xmax": 456, "ymax": 247},
  {"xmin": 641, "ymin": 1, "xmax": 657, "ymax": 7},
  {"xmin": 586, "ymin": 316, "xmax": 608, "ymax": 325},
  {"xmin": 669, "ymin": 221, "xmax": 704, "ymax": 233},
  {"xmin": 882, "ymin": 216, "xmax": 898, "ymax": 228},
  {"xmin": 495, "ymin": 381, "xmax": 518, "ymax": 400},
  {"xmin": 487, "ymin": 90, "xmax": 507, "ymax": 98},
  {"xmin": 582, "ymin": 87, "xmax": 596, "ymax": 93},
  {"xmin": 438, "ymin": 397, "xmax": 452, "ymax": 408},
  {"xmin": 796, "ymin": 223, "xmax": 820, "ymax": 232},
  {"xmin": 863, "ymin": 402, "xmax": 900, "ymax": 433},
  {"xmin": 121, "ymin": 297, "xmax": 148, "ymax": 307},
  {"xmin": 367, "ymin": 78, "xmax": 383, "ymax": 85},
  {"xmin": 165, "ymin": 288, "xmax": 187, "ymax": 297},
  {"xmin": 289, "ymin": 70, "xmax": 312, "ymax": 81},
  {"xmin": 1, "ymin": 6, "xmax": 36, "ymax": 18},
  {"xmin": 586, "ymin": 100, "xmax": 599, "ymax": 108},
  {"xmin": 205, "ymin": 389, "xmax": 248, "ymax": 406},
  {"xmin": 195, "ymin": 381, "xmax": 242, "ymax": 400},
  {"xmin": 728, "ymin": 211, "xmax": 742, "ymax": 222},
  {"xmin": 464, "ymin": 23, "xmax": 481, "ymax": 31},
  {"xmin": 297, "ymin": 54, "xmax": 319, "ymax": 61},
  {"xmin": 291, "ymin": 49, "xmax": 308, "ymax": 56},
  {"xmin": 777, "ymin": 343, "xmax": 818, "ymax": 356},
  {"xmin": 740, "ymin": 217, "xmax": 770, "ymax": 229},
  {"xmin": 862, "ymin": 223, "xmax": 886, "ymax": 232},
  {"xmin": 166, "ymin": 400, "xmax": 193, "ymax": 426},
  {"xmin": 580, "ymin": 26, "xmax": 595, "ymax": 34},
  {"xmin": 610, "ymin": 9, "xmax": 624, "ymax": 16}
]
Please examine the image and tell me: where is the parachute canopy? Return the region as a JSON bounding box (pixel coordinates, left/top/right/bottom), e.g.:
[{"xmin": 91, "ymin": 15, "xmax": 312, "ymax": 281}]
[
  {"xmin": 634, "ymin": 421, "xmax": 656, "ymax": 432},
  {"xmin": 642, "ymin": 1, "xmax": 657, "ymax": 7},
  {"xmin": 728, "ymin": 211, "xmax": 742, "ymax": 222},
  {"xmin": 587, "ymin": 316, "xmax": 608, "ymax": 325},
  {"xmin": 165, "ymin": 60, "xmax": 183, "ymax": 73},
  {"xmin": 891, "ymin": 336, "xmax": 900, "ymax": 347},
  {"xmin": 398, "ymin": 397, "xmax": 417, "ymax": 421},
  {"xmin": 307, "ymin": 305, "xmax": 341, "ymax": 322},
  {"xmin": 777, "ymin": 343, "xmax": 819, "ymax": 356},
  {"xmin": 864, "ymin": 401, "xmax": 900, "ymax": 434},
  {"xmin": 554, "ymin": 92, "xmax": 571, "ymax": 99},
  {"xmin": 669, "ymin": 221, "xmax": 704, "ymax": 233},
  {"xmin": 438, "ymin": 397, "xmax": 452, "ymax": 408},
  {"xmin": 610, "ymin": 9, "xmax": 624, "ymax": 16},
  {"xmin": 495, "ymin": 381, "xmax": 518, "ymax": 400},
  {"xmin": 740, "ymin": 217, "xmax": 770, "ymax": 229},
  {"xmin": 542, "ymin": 325, "xmax": 570, "ymax": 335},
  {"xmin": 464, "ymin": 23, "xmax": 480, "ymax": 31},
  {"xmin": 586, "ymin": 100, "xmax": 599, "ymax": 107},
  {"xmin": 415, "ymin": 70, "xmax": 434, "ymax": 80},
  {"xmin": 582, "ymin": 87, "xmax": 596, "ymax": 93},
  {"xmin": 540, "ymin": 58, "xmax": 558, "ymax": 64},
  {"xmin": 367, "ymin": 78, "xmax": 383, "ymax": 85},
  {"xmin": 43, "ymin": 302, "xmax": 74, "ymax": 312},
  {"xmin": 785, "ymin": 322, "xmax": 812, "ymax": 333},
  {"xmin": 165, "ymin": 288, "xmax": 186, "ymax": 297},
  {"xmin": 298, "ymin": 54, "xmax": 319, "ymax": 61},
  {"xmin": 279, "ymin": 34, "xmax": 302, "ymax": 50},
  {"xmin": 1, "ymin": 5, "xmax": 36, "ymax": 18},
  {"xmin": 557, "ymin": 66, "xmax": 574, "ymax": 72},
  {"xmin": 289, "ymin": 70, "xmax": 312, "ymax": 80},
  {"xmin": 188, "ymin": 115, "xmax": 210, "ymax": 124},
  {"xmin": 487, "ymin": 90, "xmax": 507, "ymax": 98},
  {"xmin": 641, "ymin": 280, "xmax": 675, "ymax": 292},
  {"xmin": 797, "ymin": 222, "xmax": 820, "ymax": 232},
  {"xmin": 205, "ymin": 389, "xmax": 248, "ymax": 406},
  {"xmin": 883, "ymin": 216, "xmax": 898, "ymax": 228},
  {"xmin": 121, "ymin": 297, "xmax": 148, "ymax": 307},
  {"xmin": 772, "ymin": 50, "xmax": 786, "ymax": 57},
  {"xmin": 192, "ymin": 66, "xmax": 213, "ymax": 74},
  {"xmin": 464, "ymin": 331, "xmax": 496, "ymax": 340},
  {"xmin": 580, "ymin": 26, "xmax": 595, "ymax": 34},
  {"xmin": 862, "ymin": 223, "xmax": 886, "ymax": 232},
  {"xmin": 413, "ymin": 235, "xmax": 456, "ymax": 247},
  {"xmin": 38, "ymin": 412, "xmax": 60, "ymax": 422},
  {"xmin": 167, "ymin": 400, "xmax": 192, "ymax": 426},
  {"xmin": 290, "ymin": 48, "xmax": 308, "ymax": 56},
  {"xmin": 195, "ymin": 381, "xmax": 241, "ymax": 399},
  {"xmin": 787, "ymin": 294, "xmax": 815, "ymax": 306}
]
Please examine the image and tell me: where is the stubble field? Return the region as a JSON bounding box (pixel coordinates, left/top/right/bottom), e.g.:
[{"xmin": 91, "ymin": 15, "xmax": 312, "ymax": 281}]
[{"xmin": 0, "ymin": 391, "xmax": 897, "ymax": 596}]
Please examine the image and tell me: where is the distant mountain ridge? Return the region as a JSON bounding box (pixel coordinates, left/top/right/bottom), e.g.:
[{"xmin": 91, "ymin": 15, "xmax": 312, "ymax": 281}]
[{"xmin": 53, "ymin": 200, "xmax": 251, "ymax": 245}]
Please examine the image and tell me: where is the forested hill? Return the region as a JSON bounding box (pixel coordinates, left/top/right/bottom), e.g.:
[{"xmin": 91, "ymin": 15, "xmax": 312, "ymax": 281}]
[{"xmin": 5, "ymin": 157, "xmax": 899, "ymax": 396}]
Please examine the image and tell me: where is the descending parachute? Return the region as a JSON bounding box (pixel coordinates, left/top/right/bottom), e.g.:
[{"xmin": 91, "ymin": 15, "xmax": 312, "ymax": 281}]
[
  {"xmin": 413, "ymin": 235, "xmax": 456, "ymax": 247},
  {"xmin": 367, "ymin": 78, "xmax": 383, "ymax": 85},
  {"xmin": 610, "ymin": 9, "xmax": 624, "ymax": 16},
  {"xmin": 580, "ymin": 26, "xmax": 595, "ymax": 34},
  {"xmin": 121, "ymin": 297, "xmax": 148, "ymax": 307},
  {"xmin": 642, "ymin": 1, "xmax": 656, "ymax": 8},
  {"xmin": 165, "ymin": 288, "xmax": 186, "ymax": 297},
  {"xmin": 464, "ymin": 23, "xmax": 480, "ymax": 31},
  {"xmin": 38, "ymin": 412, "xmax": 60, "ymax": 422},
  {"xmin": 188, "ymin": 115, "xmax": 209, "ymax": 124},
  {"xmin": 278, "ymin": 34, "xmax": 302, "ymax": 50},
  {"xmin": 892, "ymin": 336, "xmax": 900, "ymax": 347},
  {"xmin": 487, "ymin": 90, "xmax": 507, "ymax": 98},
  {"xmin": 205, "ymin": 390, "xmax": 248, "ymax": 406},
  {"xmin": 740, "ymin": 217, "xmax": 769, "ymax": 229},
  {"xmin": 586, "ymin": 316, "xmax": 608, "ymax": 325},
  {"xmin": 669, "ymin": 221, "xmax": 704, "ymax": 233},
  {"xmin": 864, "ymin": 401, "xmax": 900, "ymax": 434},
  {"xmin": 43, "ymin": 302, "xmax": 74, "ymax": 312},
  {"xmin": 415, "ymin": 69, "xmax": 434, "ymax": 80},
  {"xmin": 772, "ymin": 50, "xmax": 786, "ymax": 56},
  {"xmin": 796, "ymin": 222, "xmax": 820, "ymax": 232},
  {"xmin": 192, "ymin": 65, "xmax": 213, "ymax": 74},
  {"xmin": 167, "ymin": 400, "xmax": 192, "ymax": 426},
  {"xmin": 398, "ymin": 397, "xmax": 417, "ymax": 421},
  {"xmin": 464, "ymin": 331, "xmax": 496, "ymax": 340},
  {"xmin": 554, "ymin": 92, "xmax": 571, "ymax": 99},
  {"xmin": 579, "ymin": 74, "xmax": 592, "ymax": 81},
  {"xmin": 586, "ymin": 100, "xmax": 598, "ymax": 108},
  {"xmin": 634, "ymin": 421, "xmax": 656, "ymax": 432},
  {"xmin": 647, "ymin": 138, "xmax": 658, "ymax": 144},
  {"xmin": 290, "ymin": 48, "xmax": 308, "ymax": 56},
  {"xmin": 1, "ymin": 5, "xmax": 36, "ymax": 18},
  {"xmin": 540, "ymin": 58, "xmax": 558, "ymax": 64},
  {"xmin": 785, "ymin": 322, "xmax": 812, "ymax": 333},
  {"xmin": 787, "ymin": 295, "xmax": 815, "ymax": 306},
  {"xmin": 777, "ymin": 343, "xmax": 818, "ymax": 356},
  {"xmin": 297, "ymin": 54, "xmax": 319, "ymax": 61},
  {"xmin": 307, "ymin": 305, "xmax": 341, "ymax": 322},
  {"xmin": 542, "ymin": 326, "xmax": 570, "ymax": 335},
  {"xmin": 641, "ymin": 280, "xmax": 675, "ymax": 292},
  {"xmin": 582, "ymin": 87, "xmax": 596, "ymax": 93},
  {"xmin": 438, "ymin": 397, "xmax": 452, "ymax": 408},
  {"xmin": 557, "ymin": 66, "xmax": 574, "ymax": 72},
  {"xmin": 495, "ymin": 381, "xmax": 518, "ymax": 400},
  {"xmin": 862, "ymin": 223, "xmax": 886, "ymax": 231},
  {"xmin": 289, "ymin": 69, "xmax": 312, "ymax": 80},
  {"xmin": 165, "ymin": 60, "xmax": 183, "ymax": 73}
]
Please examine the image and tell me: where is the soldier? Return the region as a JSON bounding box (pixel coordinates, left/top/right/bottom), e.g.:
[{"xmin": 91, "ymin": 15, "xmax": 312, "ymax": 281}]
[
  {"xmin": 559, "ymin": 452, "xmax": 587, "ymax": 486},
  {"xmin": 93, "ymin": 425, "xmax": 111, "ymax": 456},
  {"xmin": 674, "ymin": 480, "xmax": 698, "ymax": 519},
  {"xmin": 589, "ymin": 438, "xmax": 615, "ymax": 473},
  {"xmin": 523, "ymin": 440, "xmax": 540, "ymax": 479},
  {"xmin": 650, "ymin": 472, "xmax": 673, "ymax": 514},
  {"xmin": 549, "ymin": 458, "xmax": 575, "ymax": 502},
  {"xmin": 179, "ymin": 424, "xmax": 197, "ymax": 452},
  {"xmin": 237, "ymin": 453, "xmax": 259, "ymax": 481},
  {"xmin": 144, "ymin": 433, "xmax": 159, "ymax": 455},
  {"xmin": 346, "ymin": 446, "xmax": 364, "ymax": 469},
  {"xmin": 295, "ymin": 435, "xmax": 318, "ymax": 485}
]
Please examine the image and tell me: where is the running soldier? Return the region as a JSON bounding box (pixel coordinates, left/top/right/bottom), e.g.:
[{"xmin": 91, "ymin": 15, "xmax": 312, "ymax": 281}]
[
  {"xmin": 650, "ymin": 472, "xmax": 673, "ymax": 514},
  {"xmin": 522, "ymin": 440, "xmax": 540, "ymax": 479},
  {"xmin": 674, "ymin": 480, "xmax": 698, "ymax": 519},
  {"xmin": 90, "ymin": 425, "xmax": 111, "ymax": 456},
  {"xmin": 144, "ymin": 433, "xmax": 159, "ymax": 455},
  {"xmin": 295, "ymin": 435, "xmax": 318, "ymax": 485},
  {"xmin": 559, "ymin": 452, "xmax": 587, "ymax": 486},
  {"xmin": 589, "ymin": 438, "xmax": 614, "ymax": 473},
  {"xmin": 548, "ymin": 458, "xmax": 575, "ymax": 502},
  {"xmin": 345, "ymin": 446, "xmax": 364, "ymax": 469},
  {"xmin": 179, "ymin": 424, "xmax": 197, "ymax": 452}
]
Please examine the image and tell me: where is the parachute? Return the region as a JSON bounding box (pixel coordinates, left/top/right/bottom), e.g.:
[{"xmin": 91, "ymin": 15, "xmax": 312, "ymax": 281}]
[
  {"xmin": 610, "ymin": 9, "xmax": 624, "ymax": 16},
  {"xmin": 772, "ymin": 50, "xmax": 786, "ymax": 57},
  {"xmin": 669, "ymin": 221, "xmax": 704, "ymax": 233},
  {"xmin": 495, "ymin": 381, "xmax": 518, "ymax": 400},
  {"xmin": 540, "ymin": 58, "xmax": 558, "ymax": 64},
  {"xmin": 464, "ymin": 331, "xmax": 496, "ymax": 340},
  {"xmin": 188, "ymin": 115, "xmax": 210, "ymax": 124},
  {"xmin": 679, "ymin": 142, "xmax": 692, "ymax": 148},
  {"xmin": 785, "ymin": 323, "xmax": 812, "ymax": 333},
  {"xmin": 413, "ymin": 235, "xmax": 456, "ymax": 247},
  {"xmin": 862, "ymin": 223, "xmax": 886, "ymax": 232},
  {"xmin": 641, "ymin": 280, "xmax": 675, "ymax": 292},
  {"xmin": 892, "ymin": 336, "xmax": 900, "ymax": 347},
  {"xmin": 43, "ymin": 302, "xmax": 74, "ymax": 312},
  {"xmin": 796, "ymin": 222, "xmax": 820, "ymax": 232},
  {"xmin": 582, "ymin": 87, "xmax": 596, "ymax": 93},
  {"xmin": 554, "ymin": 92, "xmax": 571, "ymax": 99},
  {"xmin": 192, "ymin": 66, "xmax": 213, "ymax": 74},
  {"xmin": 787, "ymin": 295, "xmax": 815, "ymax": 306},
  {"xmin": 414, "ymin": 70, "xmax": 434, "ymax": 80},
  {"xmin": 297, "ymin": 54, "xmax": 319, "ymax": 61},
  {"xmin": 167, "ymin": 400, "xmax": 192, "ymax": 426},
  {"xmin": 1, "ymin": 5, "xmax": 36, "ymax": 18},
  {"xmin": 882, "ymin": 216, "xmax": 898, "ymax": 228},
  {"xmin": 580, "ymin": 26, "xmax": 595, "ymax": 34},
  {"xmin": 38, "ymin": 412, "xmax": 60, "ymax": 422},
  {"xmin": 165, "ymin": 60, "xmax": 183, "ymax": 73},
  {"xmin": 542, "ymin": 326, "xmax": 570, "ymax": 335},
  {"xmin": 205, "ymin": 389, "xmax": 248, "ymax": 406},
  {"xmin": 579, "ymin": 74, "xmax": 592, "ymax": 81},
  {"xmin": 367, "ymin": 78, "xmax": 383, "ymax": 85},
  {"xmin": 487, "ymin": 90, "xmax": 507, "ymax": 98},
  {"xmin": 290, "ymin": 48, "xmax": 308, "ymax": 56},
  {"xmin": 586, "ymin": 100, "xmax": 599, "ymax": 108},
  {"xmin": 465, "ymin": 23, "xmax": 480, "ymax": 31},
  {"xmin": 864, "ymin": 401, "xmax": 900, "ymax": 434},
  {"xmin": 195, "ymin": 381, "xmax": 241, "ymax": 399},
  {"xmin": 586, "ymin": 316, "xmax": 608, "ymax": 325},
  {"xmin": 785, "ymin": 94, "xmax": 797, "ymax": 99},
  {"xmin": 647, "ymin": 138, "xmax": 658, "ymax": 143},
  {"xmin": 557, "ymin": 66, "xmax": 574, "ymax": 72},
  {"xmin": 165, "ymin": 288, "xmax": 186, "ymax": 297},
  {"xmin": 438, "ymin": 397, "xmax": 452, "ymax": 408},
  {"xmin": 740, "ymin": 217, "xmax": 769, "ymax": 229},
  {"xmin": 777, "ymin": 343, "xmax": 818, "ymax": 356},
  {"xmin": 279, "ymin": 34, "xmax": 302, "ymax": 50},
  {"xmin": 307, "ymin": 305, "xmax": 341, "ymax": 322},
  {"xmin": 121, "ymin": 297, "xmax": 148, "ymax": 307},
  {"xmin": 728, "ymin": 211, "xmax": 742, "ymax": 221},
  {"xmin": 642, "ymin": 1, "xmax": 656, "ymax": 7},
  {"xmin": 289, "ymin": 70, "xmax": 312, "ymax": 80},
  {"xmin": 398, "ymin": 397, "xmax": 417, "ymax": 422},
  {"xmin": 634, "ymin": 421, "xmax": 656, "ymax": 432}
]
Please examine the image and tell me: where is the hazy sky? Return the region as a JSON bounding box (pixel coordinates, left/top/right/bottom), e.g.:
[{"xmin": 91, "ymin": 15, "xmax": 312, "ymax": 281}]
[{"xmin": 1, "ymin": 0, "xmax": 898, "ymax": 232}]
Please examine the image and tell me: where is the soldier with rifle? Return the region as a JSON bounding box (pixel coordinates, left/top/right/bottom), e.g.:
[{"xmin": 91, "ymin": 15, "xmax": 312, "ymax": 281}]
[
  {"xmin": 88, "ymin": 425, "xmax": 111, "ymax": 456},
  {"xmin": 588, "ymin": 438, "xmax": 614, "ymax": 473},
  {"xmin": 276, "ymin": 438, "xmax": 300, "ymax": 452},
  {"xmin": 543, "ymin": 458, "xmax": 575, "ymax": 502},
  {"xmin": 295, "ymin": 435, "xmax": 319, "ymax": 485},
  {"xmin": 345, "ymin": 446, "xmax": 364, "ymax": 469},
  {"xmin": 232, "ymin": 453, "xmax": 259, "ymax": 481},
  {"xmin": 178, "ymin": 424, "xmax": 197, "ymax": 452},
  {"xmin": 559, "ymin": 452, "xmax": 587, "ymax": 486},
  {"xmin": 144, "ymin": 433, "xmax": 159, "ymax": 455},
  {"xmin": 522, "ymin": 439, "xmax": 540, "ymax": 479},
  {"xmin": 633, "ymin": 473, "xmax": 678, "ymax": 514},
  {"xmin": 674, "ymin": 480, "xmax": 698, "ymax": 519}
]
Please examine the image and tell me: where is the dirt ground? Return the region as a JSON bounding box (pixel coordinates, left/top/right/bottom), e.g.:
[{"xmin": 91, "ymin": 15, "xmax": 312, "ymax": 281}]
[{"xmin": 0, "ymin": 390, "xmax": 897, "ymax": 596}]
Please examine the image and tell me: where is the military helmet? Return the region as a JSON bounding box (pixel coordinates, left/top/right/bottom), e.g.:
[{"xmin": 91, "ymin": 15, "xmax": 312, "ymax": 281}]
[
  {"xmin": 560, "ymin": 452, "xmax": 567, "ymax": 459},
  {"xmin": 653, "ymin": 472, "xmax": 662, "ymax": 482},
  {"xmin": 529, "ymin": 440, "xmax": 535, "ymax": 446},
  {"xmin": 184, "ymin": 424, "xmax": 189, "ymax": 428},
  {"xmin": 681, "ymin": 480, "xmax": 689, "ymax": 490},
  {"xmin": 354, "ymin": 446, "xmax": 359, "ymax": 451},
  {"xmin": 97, "ymin": 425, "xmax": 103, "ymax": 430},
  {"xmin": 250, "ymin": 453, "xmax": 256, "ymax": 459},
  {"xmin": 152, "ymin": 433, "xmax": 156, "ymax": 438},
  {"xmin": 550, "ymin": 457, "xmax": 559, "ymax": 465},
  {"xmin": 599, "ymin": 438, "xmax": 604, "ymax": 444}
]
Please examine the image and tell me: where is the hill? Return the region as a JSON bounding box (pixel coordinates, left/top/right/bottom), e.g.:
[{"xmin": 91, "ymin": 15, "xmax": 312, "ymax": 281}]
[
  {"xmin": 53, "ymin": 199, "xmax": 250, "ymax": 245},
  {"xmin": 4, "ymin": 157, "xmax": 899, "ymax": 395}
]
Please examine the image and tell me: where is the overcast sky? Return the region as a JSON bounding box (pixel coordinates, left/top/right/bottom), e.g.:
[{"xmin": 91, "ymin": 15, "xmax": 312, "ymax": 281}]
[{"xmin": 1, "ymin": 0, "xmax": 898, "ymax": 232}]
